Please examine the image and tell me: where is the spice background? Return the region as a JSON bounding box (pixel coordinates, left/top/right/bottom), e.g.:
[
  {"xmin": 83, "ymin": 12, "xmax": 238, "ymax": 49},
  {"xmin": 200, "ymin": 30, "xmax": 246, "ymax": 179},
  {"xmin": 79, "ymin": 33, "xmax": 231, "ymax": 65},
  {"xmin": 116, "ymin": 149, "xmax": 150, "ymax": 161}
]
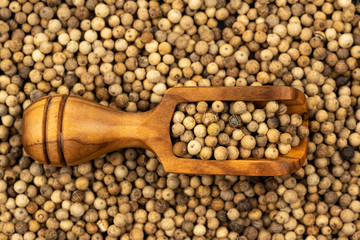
[{"xmin": 1, "ymin": 0, "xmax": 360, "ymax": 239}]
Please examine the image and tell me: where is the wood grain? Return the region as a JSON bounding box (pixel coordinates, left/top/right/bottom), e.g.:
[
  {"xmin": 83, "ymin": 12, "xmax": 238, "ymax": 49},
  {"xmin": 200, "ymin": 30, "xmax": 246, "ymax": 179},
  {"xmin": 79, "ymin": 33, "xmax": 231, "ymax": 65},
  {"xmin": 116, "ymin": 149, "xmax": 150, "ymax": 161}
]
[{"xmin": 22, "ymin": 86, "xmax": 308, "ymax": 176}]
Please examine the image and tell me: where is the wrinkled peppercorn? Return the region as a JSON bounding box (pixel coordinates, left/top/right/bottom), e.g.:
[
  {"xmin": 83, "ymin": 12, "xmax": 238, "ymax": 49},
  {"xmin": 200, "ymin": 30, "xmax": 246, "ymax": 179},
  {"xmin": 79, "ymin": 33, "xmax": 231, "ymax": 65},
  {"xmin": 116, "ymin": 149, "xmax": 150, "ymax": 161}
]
[
  {"xmin": 341, "ymin": 147, "xmax": 355, "ymax": 161},
  {"xmin": 237, "ymin": 199, "xmax": 252, "ymax": 212},
  {"xmin": 155, "ymin": 199, "xmax": 168, "ymax": 214},
  {"xmin": 216, "ymin": 210, "xmax": 229, "ymax": 223},
  {"xmin": 265, "ymin": 177, "xmax": 278, "ymax": 191},
  {"xmin": 229, "ymin": 220, "xmax": 245, "ymax": 232}
]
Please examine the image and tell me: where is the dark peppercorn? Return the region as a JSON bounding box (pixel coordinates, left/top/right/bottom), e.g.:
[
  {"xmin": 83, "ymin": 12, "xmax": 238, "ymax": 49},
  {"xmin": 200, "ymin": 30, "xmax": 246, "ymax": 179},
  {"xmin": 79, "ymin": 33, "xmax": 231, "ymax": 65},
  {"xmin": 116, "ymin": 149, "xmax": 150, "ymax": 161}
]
[
  {"xmin": 237, "ymin": 198, "xmax": 252, "ymax": 212},
  {"xmin": 336, "ymin": 76, "xmax": 350, "ymax": 88},
  {"xmin": 57, "ymin": 230, "xmax": 66, "ymax": 240},
  {"xmin": 225, "ymin": 16, "xmax": 237, "ymax": 27},
  {"xmin": 248, "ymin": 177, "xmax": 261, "ymax": 184},
  {"xmin": 67, "ymin": 16, "xmax": 80, "ymax": 29},
  {"xmin": 267, "ymin": 117, "xmax": 280, "ymax": 129},
  {"xmin": 315, "ymin": 143, "xmax": 330, "ymax": 158},
  {"xmin": 265, "ymin": 177, "xmax": 278, "ymax": 191},
  {"xmin": 72, "ymin": 190, "xmax": 85, "ymax": 202},
  {"xmin": 15, "ymin": 221, "xmax": 28, "ymax": 234},
  {"xmin": 63, "ymin": 74, "xmax": 77, "ymax": 88},
  {"xmin": 30, "ymin": 89, "xmax": 45, "ymax": 102},
  {"xmin": 138, "ymin": 100, "xmax": 150, "ymax": 111},
  {"xmin": 252, "ymin": 147, "xmax": 265, "ymax": 158},
  {"xmin": 229, "ymin": 115, "xmax": 241, "ymax": 127},
  {"xmin": 144, "ymin": 172, "xmax": 157, "ymax": 183},
  {"xmin": 324, "ymin": 191, "xmax": 339, "ymax": 205},
  {"xmin": 286, "ymin": 125, "xmax": 297, "ymax": 136},
  {"xmin": 244, "ymin": 226, "xmax": 259, "ymax": 240},
  {"xmin": 249, "ymin": 198, "xmax": 258, "ymax": 208},
  {"xmin": 181, "ymin": 221, "xmax": 194, "ymax": 235},
  {"xmin": 229, "ymin": 220, "xmax": 244, "ymax": 232},
  {"xmin": 155, "ymin": 199, "xmax": 168, "ymax": 214},
  {"xmin": 7, "ymin": 186, "xmax": 16, "ymax": 197},
  {"xmin": 19, "ymin": 66, "xmax": 30, "ymax": 79},
  {"xmin": 336, "ymin": 48, "xmax": 350, "ymax": 60},
  {"xmin": 40, "ymin": 184, "xmax": 53, "ymax": 198},
  {"xmin": 19, "ymin": 157, "xmax": 31, "ymax": 169},
  {"xmin": 176, "ymin": 192, "xmax": 188, "ymax": 205},
  {"xmin": 115, "ymin": 94, "xmax": 130, "ymax": 108},
  {"xmin": 9, "ymin": 147, "xmax": 22, "ymax": 159},
  {"xmin": 340, "ymin": 147, "xmax": 355, "ymax": 161},
  {"xmin": 216, "ymin": 210, "xmax": 229, "ymax": 223}
]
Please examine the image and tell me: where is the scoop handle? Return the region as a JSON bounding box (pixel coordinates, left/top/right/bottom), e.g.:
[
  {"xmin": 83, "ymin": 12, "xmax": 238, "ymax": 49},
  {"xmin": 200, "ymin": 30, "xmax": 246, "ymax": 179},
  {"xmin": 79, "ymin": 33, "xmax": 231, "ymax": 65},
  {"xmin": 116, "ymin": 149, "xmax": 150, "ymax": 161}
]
[{"xmin": 22, "ymin": 95, "xmax": 150, "ymax": 166}]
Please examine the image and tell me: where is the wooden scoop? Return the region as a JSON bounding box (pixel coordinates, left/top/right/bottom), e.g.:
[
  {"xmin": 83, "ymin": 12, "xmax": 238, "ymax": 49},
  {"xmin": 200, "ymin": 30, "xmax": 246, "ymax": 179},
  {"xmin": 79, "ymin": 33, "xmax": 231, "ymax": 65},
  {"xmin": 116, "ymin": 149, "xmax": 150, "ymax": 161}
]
[{"xmin": 22, "ymin": 86, "xmax": 308, "ymax": 176}]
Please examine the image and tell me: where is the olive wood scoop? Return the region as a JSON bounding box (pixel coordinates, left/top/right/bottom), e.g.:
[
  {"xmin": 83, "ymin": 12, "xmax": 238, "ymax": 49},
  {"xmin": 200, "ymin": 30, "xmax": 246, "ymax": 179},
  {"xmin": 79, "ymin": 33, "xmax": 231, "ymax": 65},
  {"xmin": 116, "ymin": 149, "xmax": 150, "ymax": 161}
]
[{"xmin": 22, "ymin": 86, "xmax": 308, "ymax": 176}]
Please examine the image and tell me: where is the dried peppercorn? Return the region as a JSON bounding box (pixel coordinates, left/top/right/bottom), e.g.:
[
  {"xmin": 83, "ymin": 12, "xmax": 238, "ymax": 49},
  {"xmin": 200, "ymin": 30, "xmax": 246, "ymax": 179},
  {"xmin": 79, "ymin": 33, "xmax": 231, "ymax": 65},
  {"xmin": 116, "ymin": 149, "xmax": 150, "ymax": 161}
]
[
  {"xmin": 341, "ymin": 147, "xmax": 355, "ymax": 161},
  {"xmin": 237, "ymin": 199, "xmax": 252, "ymax": 212}
]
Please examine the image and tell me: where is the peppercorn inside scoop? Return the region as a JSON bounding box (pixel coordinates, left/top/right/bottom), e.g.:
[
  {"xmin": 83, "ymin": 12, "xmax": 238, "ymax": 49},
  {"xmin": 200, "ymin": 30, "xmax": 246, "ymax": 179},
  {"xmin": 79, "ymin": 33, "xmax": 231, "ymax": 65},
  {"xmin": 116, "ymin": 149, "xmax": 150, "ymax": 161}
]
[{"xmin": 171, "ymin": 101, "xmax": 308, "ymax": 160}]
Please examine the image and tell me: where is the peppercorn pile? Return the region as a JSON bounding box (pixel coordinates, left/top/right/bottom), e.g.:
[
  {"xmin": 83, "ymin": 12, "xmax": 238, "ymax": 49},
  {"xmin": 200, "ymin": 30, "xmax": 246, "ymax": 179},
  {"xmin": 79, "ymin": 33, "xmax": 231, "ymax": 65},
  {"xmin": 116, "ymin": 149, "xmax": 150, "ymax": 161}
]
[
  {"xmin": 171, "ymin": 100, "xmax": 309, "ymax": 160},
  {"xmin": 1, "ymin": 0, "xmax": 360, "ymax": 239}
]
